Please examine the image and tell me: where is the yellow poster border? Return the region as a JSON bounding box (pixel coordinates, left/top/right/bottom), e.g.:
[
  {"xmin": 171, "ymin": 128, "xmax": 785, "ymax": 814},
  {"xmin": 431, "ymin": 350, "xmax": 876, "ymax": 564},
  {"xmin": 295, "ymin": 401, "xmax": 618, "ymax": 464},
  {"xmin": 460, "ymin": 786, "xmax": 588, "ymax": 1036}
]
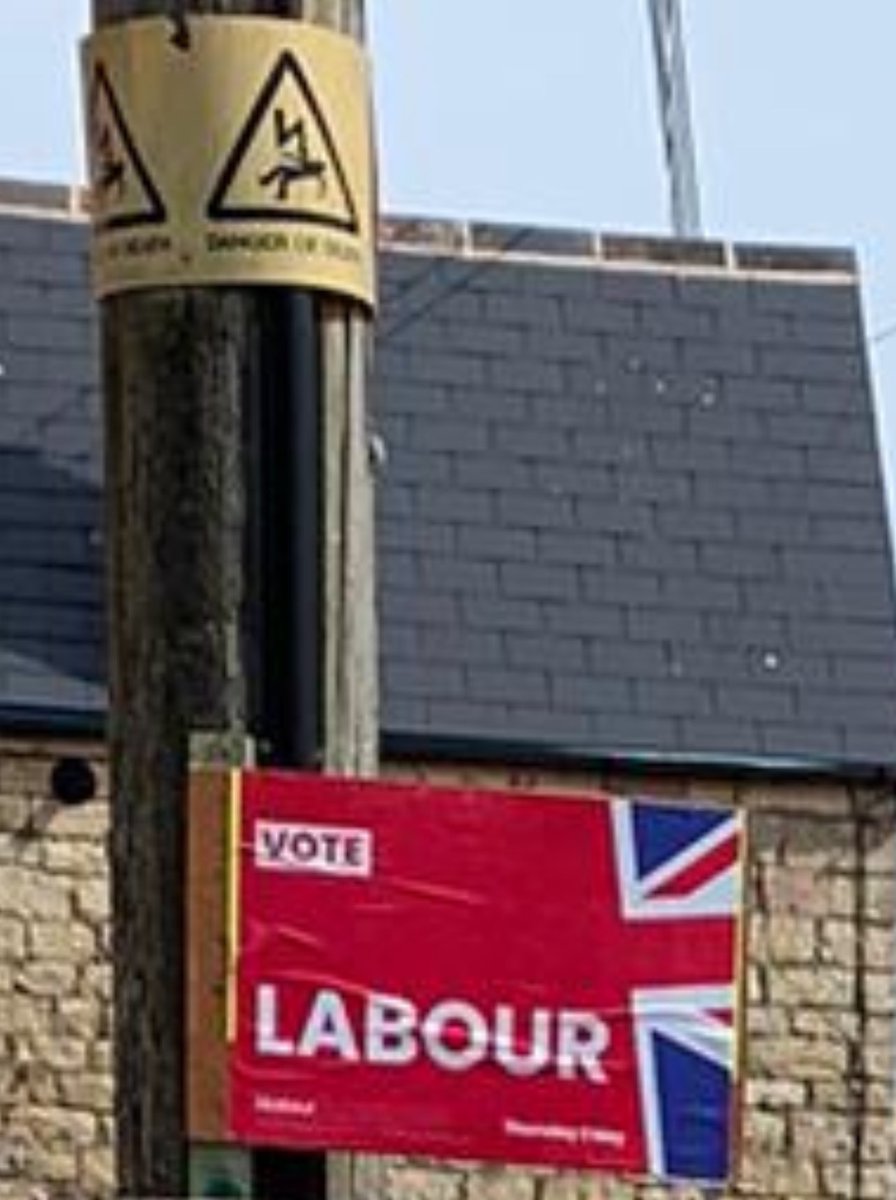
[{"xmin": 226, "ymin": 768, "xmax": 243, "ymax": 1045}]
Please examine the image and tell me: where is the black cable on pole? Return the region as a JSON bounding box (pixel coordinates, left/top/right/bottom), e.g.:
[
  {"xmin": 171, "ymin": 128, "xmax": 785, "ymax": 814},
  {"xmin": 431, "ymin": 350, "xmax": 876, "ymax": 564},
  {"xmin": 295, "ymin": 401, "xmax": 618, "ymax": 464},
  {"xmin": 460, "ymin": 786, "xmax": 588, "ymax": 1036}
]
[{"xmin": 250, "ymin": 290, "xmax": 322, "ymax": 771}]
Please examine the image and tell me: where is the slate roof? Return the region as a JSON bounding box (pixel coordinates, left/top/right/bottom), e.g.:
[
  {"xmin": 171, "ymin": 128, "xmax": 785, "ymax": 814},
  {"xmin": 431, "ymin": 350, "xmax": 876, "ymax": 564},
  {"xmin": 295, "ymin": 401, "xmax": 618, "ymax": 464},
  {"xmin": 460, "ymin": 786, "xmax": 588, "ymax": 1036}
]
[{"xmin": 2, "ymin": 188, "xmax": 896, "ymax": 769}]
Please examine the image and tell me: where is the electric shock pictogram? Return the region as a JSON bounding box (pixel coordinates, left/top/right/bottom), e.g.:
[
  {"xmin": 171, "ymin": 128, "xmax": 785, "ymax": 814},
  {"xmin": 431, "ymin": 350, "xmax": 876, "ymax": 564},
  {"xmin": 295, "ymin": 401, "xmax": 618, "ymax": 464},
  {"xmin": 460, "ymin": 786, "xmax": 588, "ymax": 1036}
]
[
  {"xmin": 208, "ymin": 50, "xmax": 359, "ymax": 234},
  {"xmin": 87, "ymin": 63, "xmax": 167, "ymax": 232}
]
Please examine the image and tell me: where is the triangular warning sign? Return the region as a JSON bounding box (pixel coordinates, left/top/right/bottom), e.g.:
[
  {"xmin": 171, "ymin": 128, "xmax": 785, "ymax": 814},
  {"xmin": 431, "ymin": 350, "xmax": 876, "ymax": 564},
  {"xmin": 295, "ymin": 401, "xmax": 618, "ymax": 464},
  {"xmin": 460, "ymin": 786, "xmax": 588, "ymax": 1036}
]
[
  {"xmin": 87, "ymin": 64, "xmax": 167, "ymax": 233},
  {"xmin": 207, "ymin": 51, "xmax": 359, "ymax": 234}
]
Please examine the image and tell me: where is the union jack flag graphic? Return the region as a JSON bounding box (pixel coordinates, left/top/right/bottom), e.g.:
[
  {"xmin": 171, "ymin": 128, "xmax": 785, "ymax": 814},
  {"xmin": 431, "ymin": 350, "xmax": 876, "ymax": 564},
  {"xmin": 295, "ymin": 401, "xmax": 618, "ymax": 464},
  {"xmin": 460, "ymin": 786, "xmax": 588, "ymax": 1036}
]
[{"xmin": 612, "ymin": 801, "xmax": 743, "ymax": 1182}]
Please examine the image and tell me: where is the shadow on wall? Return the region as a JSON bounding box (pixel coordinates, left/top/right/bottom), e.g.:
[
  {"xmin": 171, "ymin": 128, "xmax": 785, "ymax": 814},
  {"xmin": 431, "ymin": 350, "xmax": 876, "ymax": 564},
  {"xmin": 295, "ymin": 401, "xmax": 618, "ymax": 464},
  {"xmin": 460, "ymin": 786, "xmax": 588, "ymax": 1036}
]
[{"xmin": 0, "ymin": 444, "xmax": 106, "ymax": 713}]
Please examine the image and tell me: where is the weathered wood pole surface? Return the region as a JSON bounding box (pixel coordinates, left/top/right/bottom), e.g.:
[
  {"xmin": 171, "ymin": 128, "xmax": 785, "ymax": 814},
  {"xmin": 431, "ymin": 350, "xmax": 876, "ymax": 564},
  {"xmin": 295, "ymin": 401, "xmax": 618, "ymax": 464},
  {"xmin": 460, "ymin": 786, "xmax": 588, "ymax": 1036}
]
[{"xmin": 92, "ymin": 1, "xmax": 375, "ymax": 1195}]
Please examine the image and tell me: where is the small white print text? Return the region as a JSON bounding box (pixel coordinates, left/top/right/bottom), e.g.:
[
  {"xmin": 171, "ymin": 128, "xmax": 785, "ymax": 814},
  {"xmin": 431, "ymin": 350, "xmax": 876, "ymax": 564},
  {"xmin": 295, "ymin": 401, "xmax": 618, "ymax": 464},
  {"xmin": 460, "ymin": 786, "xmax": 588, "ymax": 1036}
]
[
  {"xmin": 254, "ymin": 1093, "xmax": 317, "ymax": 1119},
  {"xmin": 504, "ymin": 1118, "xmax": 625, "ymax": 1148}
]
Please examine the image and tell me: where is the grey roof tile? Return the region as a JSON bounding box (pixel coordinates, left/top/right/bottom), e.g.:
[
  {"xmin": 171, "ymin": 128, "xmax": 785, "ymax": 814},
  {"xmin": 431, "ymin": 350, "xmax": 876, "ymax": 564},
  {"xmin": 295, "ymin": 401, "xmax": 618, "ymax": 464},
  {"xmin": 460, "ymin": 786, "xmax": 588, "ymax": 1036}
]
[
  {"xmin": 2, "ymin": 211, "xmax": 896, "ymax": 769},
  {"xmin": 760, "ymin": 723, "xmax": 844, "ymax": 759}
]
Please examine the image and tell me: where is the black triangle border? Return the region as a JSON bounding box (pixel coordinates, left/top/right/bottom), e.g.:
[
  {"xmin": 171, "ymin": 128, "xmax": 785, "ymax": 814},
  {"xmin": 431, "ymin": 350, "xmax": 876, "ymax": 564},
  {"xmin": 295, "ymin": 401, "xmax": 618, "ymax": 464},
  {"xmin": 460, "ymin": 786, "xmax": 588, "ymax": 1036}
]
[
  {"xmin": 90, "ymin": 64, "xmax": 168, "ymax": 233},
  {"xmin": 207, "ymin": 50, "xmax": 361, "ymax": 235}
]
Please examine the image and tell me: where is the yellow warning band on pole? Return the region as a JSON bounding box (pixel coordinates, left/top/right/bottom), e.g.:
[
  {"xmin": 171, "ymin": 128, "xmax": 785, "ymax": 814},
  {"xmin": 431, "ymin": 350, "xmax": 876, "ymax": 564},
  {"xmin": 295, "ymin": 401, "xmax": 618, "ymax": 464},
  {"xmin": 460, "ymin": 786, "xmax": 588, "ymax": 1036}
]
[{"xmin": 82, "ymin": 16, "xmax": 376, "ymax": 306}]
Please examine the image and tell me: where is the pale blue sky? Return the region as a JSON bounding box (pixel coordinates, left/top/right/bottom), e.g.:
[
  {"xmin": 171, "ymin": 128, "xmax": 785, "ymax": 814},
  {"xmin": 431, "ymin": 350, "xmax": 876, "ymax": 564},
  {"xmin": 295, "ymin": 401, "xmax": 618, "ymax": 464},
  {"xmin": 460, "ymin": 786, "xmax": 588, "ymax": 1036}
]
[{"xmin": 3, "ymin": 2, "xmax": 896, "ymax": 505}]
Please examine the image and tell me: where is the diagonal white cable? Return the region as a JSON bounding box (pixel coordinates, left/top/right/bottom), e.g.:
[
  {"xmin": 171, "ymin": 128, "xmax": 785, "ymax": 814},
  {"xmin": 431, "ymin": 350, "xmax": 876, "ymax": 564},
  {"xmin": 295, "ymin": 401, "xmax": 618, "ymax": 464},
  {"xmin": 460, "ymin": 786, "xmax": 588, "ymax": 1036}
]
[{"xmin": 647, "ymin": 0, "xmax": 703, "ymax": 238}]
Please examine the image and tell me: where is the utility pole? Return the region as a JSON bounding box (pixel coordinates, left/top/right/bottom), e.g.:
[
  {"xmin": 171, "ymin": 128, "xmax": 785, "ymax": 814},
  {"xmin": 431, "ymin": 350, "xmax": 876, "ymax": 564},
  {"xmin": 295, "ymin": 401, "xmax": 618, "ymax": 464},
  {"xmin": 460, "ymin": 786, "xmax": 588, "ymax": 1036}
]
[
  {"xmin": 90, "ymin": 1, "xmax": 375, "ymax": 1196},
  {"xmin": 646, "ymin": 0, "xmax": 703, "ymax": 238}
]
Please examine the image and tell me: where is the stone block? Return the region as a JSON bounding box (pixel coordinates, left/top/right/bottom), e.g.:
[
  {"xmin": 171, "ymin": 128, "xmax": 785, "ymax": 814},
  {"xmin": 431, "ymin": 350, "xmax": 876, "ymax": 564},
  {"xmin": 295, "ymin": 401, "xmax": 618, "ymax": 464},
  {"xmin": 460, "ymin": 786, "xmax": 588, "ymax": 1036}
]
[
  {"xmin": 466, "ymin": 1169, "xmax": 538, "ymax": 1200},
  {"xmin": 864, "ymin": 876, "xmax": 896, "ymax": 922},
  {"xmin": 742, "ymin": 1109, "xmax": 787, "ymax": 1157},
  {"xmin": 77, "ymin": 1145, "xmax": 116, "ymax": 1196},
  {"xmin": 384, "ymin": 1165, "xmax": 464, "ymax": 1200},
  {"xmin": 755, "ymin": 1033, "xmax": 849, "ymax": 1080},
  {"xmin": 863, "ymin": 969, "xmax": 896, "ymax": 1016},
  {"xmin": 0, "ymin": 1133, "xmax": 28, "ymax": 1177},
  {"xmin": 0, "ymin": 867, "xmax": 70, "ymax": 920},
  {"xmin": 23, "ymin": 1061, "xmax": 60, "ymax": 1106},
  {"xmin": 0, "ymin": 796, "xmax": 32, "ymax": 834},
  {"xmin": 861, "ymin": 1040, "xmax": 896, "ymax": 1084},
  {"xmin": 538, "ymin": 1177, "xmax": 600, "ymax": 1200},
  {"xmin": 28, "ymin": 920, "xmax": 95, "ymax": 961},
  {"xmin": 791, "ymin": 1009, "xmax": 859, "ymax": 1041},
  {"xmin": 42, "ymin": 840, "xmax": 108, "ymax": 876},
  {"xmin": 54, "ymin": 997, "xmax": 102, "ymax": 1040},
  {"xmin": 73, "ymin": 879, "xmax": 110, "ymax": 924},
  {"xmin": 43, "ymin": 804, "xmax": 109, "ymax": 839},
  {"xmin": 80, "ymin": 962, "xmax": 112, "ymax": 1001},
  {"xmin": 89, "ymin": 1039, "xmax": 113, "ymax": 1075},
  {"xmin": 857, "ymin": 1165, "xmax": 896, "ymax": 1200},
  {"xmin": 790, "ymin": 1111, "xmax": 854, "ymax": 1162},
  {"xmin": 762, "ymin": 865, "xmax": 854, "ymax": 919},
  {"xmin": 0, "ymin": 916, "xmax": 25, "ymax": 959},
  {"xmin": 26, "ymin": 1146, "xmax": 78, "ymax": 1184},
  {"xmin": 746, "ymin": 1078, "xmax": 807, "ymax": 1109},
  {"xmin": 31, "ymin": 1035, "xmax": 87, "ymax": 1072},
  {"xmin": 59, "ymin": 1072, "xmax": 114, "ymax": 1112},
  {"xmin": 755, "ymin": 915, "xmax": 817, "ymax": 965},
  {"xmin": 860, "ymin": 1116, "xmax": 896, "ymax": 1164},
  {"xmin": 745, "ymin": 1004, "xmax": 789, "ymax": 1037},
  {"xmin": 739, "ymin": 1151, "xmax": 819, "ymax": 1196},
  {"xmin": 21, "ymin": 1106, "xmax": 96, "ymax": 1149},
  {"xmin": 16, "ymin": 961, "xmax": 77, "ymax": 997}
]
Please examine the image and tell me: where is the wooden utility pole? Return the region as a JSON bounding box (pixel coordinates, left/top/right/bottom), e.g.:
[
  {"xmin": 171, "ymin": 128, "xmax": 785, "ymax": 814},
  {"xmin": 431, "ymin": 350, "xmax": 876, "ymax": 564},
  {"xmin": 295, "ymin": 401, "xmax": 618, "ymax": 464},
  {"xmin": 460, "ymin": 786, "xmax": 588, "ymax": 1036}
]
[{"xmin": 91, "ymin": 1, "xmax": 375, "ymax": 1196}]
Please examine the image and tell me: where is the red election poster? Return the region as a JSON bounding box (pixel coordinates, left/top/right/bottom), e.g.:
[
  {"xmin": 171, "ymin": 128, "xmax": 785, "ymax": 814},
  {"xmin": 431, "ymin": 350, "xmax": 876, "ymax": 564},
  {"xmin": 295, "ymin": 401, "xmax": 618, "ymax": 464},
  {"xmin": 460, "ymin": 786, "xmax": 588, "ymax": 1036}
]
[{"xmin": 228, "ymin": 771, "xmax": 746, "ymax": 1183}]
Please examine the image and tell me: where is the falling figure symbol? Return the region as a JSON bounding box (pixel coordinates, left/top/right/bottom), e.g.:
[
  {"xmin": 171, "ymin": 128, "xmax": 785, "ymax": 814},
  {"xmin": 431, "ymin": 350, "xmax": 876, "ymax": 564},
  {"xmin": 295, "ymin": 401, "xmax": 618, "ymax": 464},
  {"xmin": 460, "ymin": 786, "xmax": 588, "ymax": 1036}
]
[
  {"xmin": 259, "ymin": 109, "xmax": 327, "ymax": 201},
  {"xmin": 95, "ymin": 122, "xmax": 126, "ymax": 199}
]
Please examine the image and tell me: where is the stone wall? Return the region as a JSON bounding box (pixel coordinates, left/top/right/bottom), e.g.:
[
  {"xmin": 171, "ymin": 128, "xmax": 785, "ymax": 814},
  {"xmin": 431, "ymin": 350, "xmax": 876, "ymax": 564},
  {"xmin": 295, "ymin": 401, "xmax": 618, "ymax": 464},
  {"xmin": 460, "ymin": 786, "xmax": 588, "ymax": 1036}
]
[
  {"xmin": 1, "ymin": 739, "xmax": 894, "ymax": 1199},
  {"xmin": 0, "ymin": 739, "xmax": 113, "ymax": 1199}
]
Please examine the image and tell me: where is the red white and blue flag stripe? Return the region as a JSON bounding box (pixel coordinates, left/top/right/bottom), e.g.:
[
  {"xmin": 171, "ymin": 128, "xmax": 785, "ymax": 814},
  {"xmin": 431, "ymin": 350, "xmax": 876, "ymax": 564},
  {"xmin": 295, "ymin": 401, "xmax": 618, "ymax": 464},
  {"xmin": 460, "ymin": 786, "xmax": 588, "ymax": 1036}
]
[{"xmin": 613, "ymin": 801, "xmax": 742, "ymax": 1181}]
